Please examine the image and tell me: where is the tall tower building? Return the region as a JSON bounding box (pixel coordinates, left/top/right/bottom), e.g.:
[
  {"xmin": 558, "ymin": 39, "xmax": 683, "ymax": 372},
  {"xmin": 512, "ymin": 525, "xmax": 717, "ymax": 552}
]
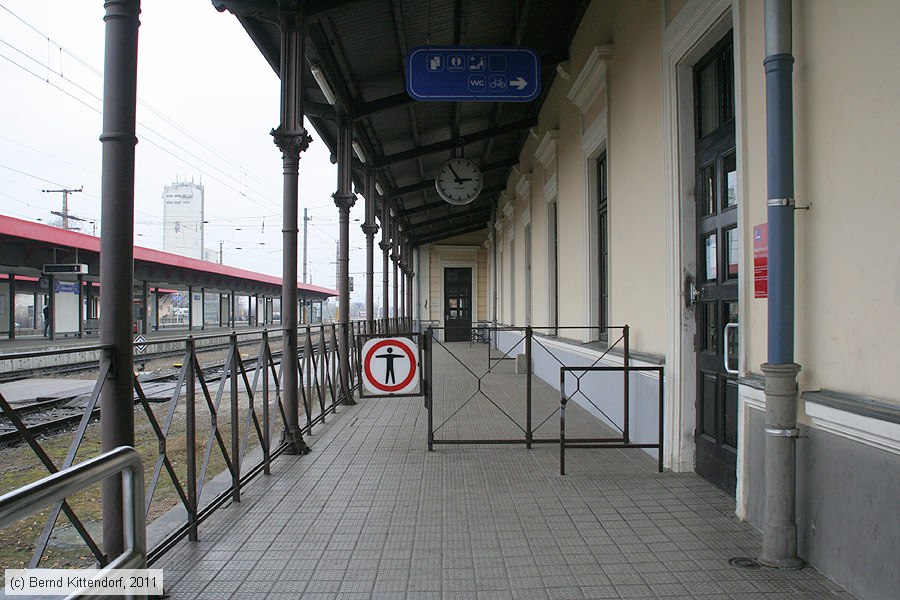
[{"xmin": 162, "ymin": 180, "xmax": 204, "ymax": 259}]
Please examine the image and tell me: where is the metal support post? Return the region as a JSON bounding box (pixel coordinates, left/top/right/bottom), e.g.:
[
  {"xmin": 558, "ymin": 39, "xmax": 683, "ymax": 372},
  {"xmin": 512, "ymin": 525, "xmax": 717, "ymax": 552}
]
[
  {"xmin": 334, "ymin": 115, "xmax": 356, "ymax": 405},
  {"xmin": 379, "ymin": 201, "xmax": 391, "ymax": 321},
  {"xmin": 424, "ymin": 327, "xmax": 434, "ymax": 451},
  {"xmin": 362, "ymin": 169, "xmax": 378, "ymax": 332},
  {"xmin": 392, "ymin": 223, "xmax": 400, "ymax": 322},
  {"xmin": 525, "ymin": 326, "xmax": 532, "ymax": 448},
  {"xmin": 185, "ymin": 337, "xmax": 198, "ymax": 541},
  {"xmin": 141, "ymin": 280, "xmax": 148, "ymax": 334},
  {"xmin": 406, "ymin": 268, "xmax": 414, "ymax": 322},
  {"xmin": 229, "ymin": 332, "xmax": 240, "ymax": 501},
  {"xmin": 623, "ymin": 324, "xmax": 630, "ymax": 444},
  {"xmin": 261, "ymin": 329, "xmax": 271, "ymax": 474},
  {"xmin": 8, "ymin": 274, "xmax": 15, "ymax": 340},
  {"xmin": 48, "ymin": 274, "xmax": 55, "ymax": 341},
  {"xmin": 77, "ymin": 274, "xmax": 84, "ymax": 338},
  {"xmin": 760, "ymin": 0, "xmax": 802, "ymax": 570},
  {"xmin": 99, "ymin": 0, "xmax": 140, "ymax": 560},
  {"xmin": 271, "ymin": 9, "xmax": 311, "ymax": 455},
  {"xmin": 560, "ymin": 372, "xmax": 567, "ymax": 476}
]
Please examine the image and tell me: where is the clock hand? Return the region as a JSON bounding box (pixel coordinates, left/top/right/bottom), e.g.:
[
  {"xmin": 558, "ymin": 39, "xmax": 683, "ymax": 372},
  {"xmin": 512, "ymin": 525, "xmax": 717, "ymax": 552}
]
[{"xmin": 447, "ymin": 163, "xmax": 466, "ymax": 184}]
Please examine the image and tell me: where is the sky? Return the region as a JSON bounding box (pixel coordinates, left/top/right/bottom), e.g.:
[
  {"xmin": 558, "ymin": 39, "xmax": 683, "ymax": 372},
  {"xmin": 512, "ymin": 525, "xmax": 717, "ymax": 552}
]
[{"xmin": 0, "ymin": 1, "xmax": 378, "ymax": 306}]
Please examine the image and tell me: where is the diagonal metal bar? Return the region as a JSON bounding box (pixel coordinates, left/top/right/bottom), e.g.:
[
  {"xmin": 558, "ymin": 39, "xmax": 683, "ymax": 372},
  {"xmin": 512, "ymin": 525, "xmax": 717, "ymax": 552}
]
[
  {"xmin": 28, "ymin": 358, "xmax": 111, "ymax": 567},
  {"xmin": 137, "ymin": 355, "xmax": 190, "ymax": 511},
  {"xmin": 194, "ymin": 352, "xmax": 237, "ymax": 504},
  {"xmin": 430, "ymin": 340, "xmax": 527, "ymax": 434},
  {"xmin": 533, "ymin": 406, "xmax": 561, "ymax": 432},
  {"xmin": 236, "ymin": 342, "xmax": 262, "ymax": 463},
  {"xmin": 0, "ymin": 389, "xmax": 106, "ymax": 567},
  {"xmin": 134, "ymin": 378, "xmax": 190, "ymax": 515},
  {"xmin": 572, "ymin": 388, "xmax": 624, "ymax": 434}
]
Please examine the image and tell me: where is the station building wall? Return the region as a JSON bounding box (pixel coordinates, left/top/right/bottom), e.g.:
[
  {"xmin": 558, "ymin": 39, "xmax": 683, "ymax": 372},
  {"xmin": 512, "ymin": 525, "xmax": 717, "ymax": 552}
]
[{"xmin": 477, "ymin": 1, "xmax": 900, "ymax": 598}]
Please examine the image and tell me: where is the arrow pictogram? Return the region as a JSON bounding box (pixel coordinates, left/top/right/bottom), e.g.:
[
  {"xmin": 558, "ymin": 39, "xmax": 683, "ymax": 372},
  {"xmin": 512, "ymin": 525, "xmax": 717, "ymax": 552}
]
[{"xmin": 510, "ymin": 77, "xmax": 528, "ymax": 90}]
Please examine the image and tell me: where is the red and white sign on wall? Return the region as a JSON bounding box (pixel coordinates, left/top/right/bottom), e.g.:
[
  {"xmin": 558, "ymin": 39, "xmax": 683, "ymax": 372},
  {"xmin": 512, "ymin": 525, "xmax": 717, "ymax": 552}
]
[
  {"xmin": 754, "ymin": 223, "xmax": 768, "ymax": 298},
  {"xmin": 361, "ymin": 337, "xmax": 420, "ymax": 395}
]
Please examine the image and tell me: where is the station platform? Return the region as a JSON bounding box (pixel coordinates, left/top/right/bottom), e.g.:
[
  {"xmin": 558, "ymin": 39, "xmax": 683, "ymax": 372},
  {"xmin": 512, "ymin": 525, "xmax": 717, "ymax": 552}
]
[{"xmin": 155, "ymin": 342, "xmax": 854, "ymax": 599}]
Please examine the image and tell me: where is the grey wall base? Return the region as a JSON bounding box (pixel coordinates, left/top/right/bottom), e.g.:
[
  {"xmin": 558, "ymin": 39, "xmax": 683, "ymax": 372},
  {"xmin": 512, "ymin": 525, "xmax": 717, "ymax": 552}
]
[{"xmin": 745, "ymin": 408, "xmax": 900, "ymax": 600}]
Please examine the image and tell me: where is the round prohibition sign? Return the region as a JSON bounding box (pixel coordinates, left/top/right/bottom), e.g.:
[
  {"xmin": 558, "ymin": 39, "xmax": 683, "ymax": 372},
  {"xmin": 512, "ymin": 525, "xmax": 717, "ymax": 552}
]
[{"xmin": 362, "ymin": 337, "xmax": 418, "ymax": 394}]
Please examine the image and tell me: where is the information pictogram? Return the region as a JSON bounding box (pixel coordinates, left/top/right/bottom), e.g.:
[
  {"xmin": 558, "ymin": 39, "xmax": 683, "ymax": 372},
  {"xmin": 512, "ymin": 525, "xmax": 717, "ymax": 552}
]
[{"xmin": 361, "ymin": 337, "xmax": 419, "ymax": 395}]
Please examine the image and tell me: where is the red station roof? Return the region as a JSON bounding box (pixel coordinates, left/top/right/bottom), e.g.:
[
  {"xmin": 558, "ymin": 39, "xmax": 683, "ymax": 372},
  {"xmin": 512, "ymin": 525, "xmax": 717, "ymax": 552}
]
[{"xmin": 0, "ymin": 215, "xmax": 337, "ymax": 297}]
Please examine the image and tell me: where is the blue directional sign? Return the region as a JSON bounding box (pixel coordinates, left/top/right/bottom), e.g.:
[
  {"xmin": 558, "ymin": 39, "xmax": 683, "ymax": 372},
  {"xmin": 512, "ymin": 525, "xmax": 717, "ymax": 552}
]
[{"xmin": 407, "ymin": 46, "xmax": 541, "ymax": 102}]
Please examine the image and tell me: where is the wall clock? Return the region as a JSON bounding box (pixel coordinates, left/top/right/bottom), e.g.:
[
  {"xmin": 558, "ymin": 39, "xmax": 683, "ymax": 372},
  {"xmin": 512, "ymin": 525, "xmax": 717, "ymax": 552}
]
[{"xmin": 435, "ymin": 157, "xmax": 483, "ymax": 205}]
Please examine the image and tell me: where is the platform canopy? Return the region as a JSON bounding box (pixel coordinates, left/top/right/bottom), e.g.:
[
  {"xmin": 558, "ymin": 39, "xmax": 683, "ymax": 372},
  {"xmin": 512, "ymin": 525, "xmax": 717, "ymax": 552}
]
[
  {"xmin": 212, "ymin": 0, "xmax": 591, "ymax": 246},
  {"xmin": 0, "ymin": 215, "xmax": 336, "ymax": 299}
]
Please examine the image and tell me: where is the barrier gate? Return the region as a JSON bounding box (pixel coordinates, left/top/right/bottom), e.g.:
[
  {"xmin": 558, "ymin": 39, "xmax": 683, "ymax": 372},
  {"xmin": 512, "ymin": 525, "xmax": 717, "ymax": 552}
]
[{"xmin": 420, "ymin": 325, "xmax": 664, "ymax": 474}]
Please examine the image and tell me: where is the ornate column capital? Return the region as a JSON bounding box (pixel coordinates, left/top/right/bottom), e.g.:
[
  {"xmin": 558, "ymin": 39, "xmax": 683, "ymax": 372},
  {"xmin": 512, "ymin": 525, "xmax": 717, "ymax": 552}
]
[
  {"xmin": 332, "ymin": 191, "xmax": 357, "ymax": 211},
  {"xmin": 361, "ymin": 223, "xmax": 379, "ymax": 237},
  {"xmin": 271, "ymin": 127, "xmax": 312, "ymax": 157}
]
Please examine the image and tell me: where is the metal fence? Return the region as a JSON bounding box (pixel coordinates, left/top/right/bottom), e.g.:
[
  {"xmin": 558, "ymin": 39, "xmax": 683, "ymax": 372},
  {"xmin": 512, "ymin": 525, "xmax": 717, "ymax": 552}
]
[
  {"xmin": 424, "ymin": 325, "xmax": 642, "ymax": 447},
  {"xmin": 0, "ymin": 323, "xmax": 356, "ymax": 570}
]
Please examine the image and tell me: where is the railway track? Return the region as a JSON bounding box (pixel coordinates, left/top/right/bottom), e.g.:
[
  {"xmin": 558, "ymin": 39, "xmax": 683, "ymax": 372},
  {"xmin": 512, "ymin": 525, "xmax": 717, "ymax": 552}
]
[
  {"xmin": 0, "ymin": 334, "xmax": 344, "ymax": 446},
  {"xmin": 0, "ymin": 351, "xmax": 290, "ymax": 447}
]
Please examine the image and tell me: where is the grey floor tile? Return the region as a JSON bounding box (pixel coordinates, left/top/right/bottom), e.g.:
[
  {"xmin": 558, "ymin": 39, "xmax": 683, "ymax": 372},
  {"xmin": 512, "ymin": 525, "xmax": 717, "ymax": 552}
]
[{"xmin": 156, "ymin": 343, "xmax": 857, "ymax": 600}]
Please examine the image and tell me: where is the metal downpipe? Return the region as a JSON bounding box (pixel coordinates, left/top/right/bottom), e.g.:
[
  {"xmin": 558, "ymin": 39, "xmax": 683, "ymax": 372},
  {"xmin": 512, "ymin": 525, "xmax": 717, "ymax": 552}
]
[
  {"xmin": 99, "ymin": 0, "xmax": 140, "ymax": 560},
  {"xmin": 760, "ymin": 0, "xmax": 802, "ymax": 569}
]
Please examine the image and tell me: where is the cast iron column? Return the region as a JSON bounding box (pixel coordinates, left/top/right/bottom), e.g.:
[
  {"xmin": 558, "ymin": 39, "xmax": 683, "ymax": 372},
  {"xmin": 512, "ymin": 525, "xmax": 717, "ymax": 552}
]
[
  {"xmin": 99, "ymin": 0, "xmax": 140, "ymax": 559},
  {"xmin": 379, "ymin": 202, "xmax": 391, "ymax": 322},
  {"xmin": 361, "ymin": 169, "xmax": 378, "ymax": 332},
  {"xmin": 271, "ymin": 10, "xmax": 311, "ymax": 455},
  {"xmin": 333, "ymin": 115, "xmax": 356, "ymax": 404},
  {"xmin": 407, "ymin": 264, "xmax": 414, "ymax": 322},
  {"xmin": 760, "ymin": 0, "xmax": 801, "ymax": 569},
  {"xmin": 392, "ymin": 222, "xmax": 400, "ymax": 321},
  {"xmin": 399, "ymin": 238, "xmax": 406, "ymax": 324}
]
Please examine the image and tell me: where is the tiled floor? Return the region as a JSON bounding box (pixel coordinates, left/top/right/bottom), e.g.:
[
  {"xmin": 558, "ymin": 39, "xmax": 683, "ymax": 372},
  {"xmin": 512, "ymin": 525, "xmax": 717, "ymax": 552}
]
[{"xmin": 158, "ymin": 342, "xmax": 855, "ymax": 599}]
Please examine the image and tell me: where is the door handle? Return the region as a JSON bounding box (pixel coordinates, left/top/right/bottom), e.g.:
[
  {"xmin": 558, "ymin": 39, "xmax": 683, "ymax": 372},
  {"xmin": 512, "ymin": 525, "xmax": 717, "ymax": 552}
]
[
  {"xmin": 724, "ymin": 323, "xmax": 739, "ymax": 375},
  {"xmin": 684, "ymin": 275, "xmax": 699, "ymax": 307}
]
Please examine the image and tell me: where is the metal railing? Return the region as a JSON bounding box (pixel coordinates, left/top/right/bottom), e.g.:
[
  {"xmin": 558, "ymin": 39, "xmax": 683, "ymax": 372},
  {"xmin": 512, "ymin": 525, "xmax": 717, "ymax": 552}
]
[
  {"xmin": 424, "ymin": 325, "xmax": 636, "ymax": 448},
  {"xmin": 559, "ymin": 364, "xmax": 664, "ymax": 475},
  {"xmin": 0, "ymin": 323, "xmax": 354, "ymax": 569},
  {"xmin": 0, "ymin": 447, "xmax": 146, "ymax": 578}
]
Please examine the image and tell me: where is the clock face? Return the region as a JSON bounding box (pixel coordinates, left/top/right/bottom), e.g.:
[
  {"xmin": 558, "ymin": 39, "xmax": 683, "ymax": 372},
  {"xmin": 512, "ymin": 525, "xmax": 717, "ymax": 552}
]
[{"xmin": 435, "ymin": 157, "xmax": 483, "ymax": 205}]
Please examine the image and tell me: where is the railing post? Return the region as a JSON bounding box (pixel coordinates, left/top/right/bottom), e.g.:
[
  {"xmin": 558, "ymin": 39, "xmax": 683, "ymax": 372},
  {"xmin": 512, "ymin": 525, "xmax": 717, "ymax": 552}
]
[
  {"xmin": 229, "ymin": 331, "xmax": 240, "ymax": 502},
  {"xmin": 305, "ymin": 325, "xmax": 313, "ymax": 432},
  {"xmin": 526, "ymin": 326, "xmax": 533, "ymax": 449},
  {"xmin": 262, "ymin": 329, "xmax": 271, "ymax": 476},
  {"xmin": 657, "ymin": 367, "xmax": 665, "ymax": 473},
  {"xmin": 622, "ymin": 324, "xmax": 630, "ymax": 444},
  {"xmin": 425, "ymin": 327, "xmax": 434, "ymax": 451},
  {"xmin": 319, "ymin": 324, "xmax": 328, "ymax": 418},
  {"xmin": 185, "ymin": 337, "xmax": 198, "ymax": 541},
  {"xmin": 560, "ymin": 370, "xmax": 567, "ymax": 476}
]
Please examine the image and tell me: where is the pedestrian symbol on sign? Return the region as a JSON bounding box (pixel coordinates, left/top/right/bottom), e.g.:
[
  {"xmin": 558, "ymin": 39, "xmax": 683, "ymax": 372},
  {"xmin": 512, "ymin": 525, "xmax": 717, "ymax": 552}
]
[{"xmin": 361, "ymin": 337, "xmax": 419, "ymax": 395}]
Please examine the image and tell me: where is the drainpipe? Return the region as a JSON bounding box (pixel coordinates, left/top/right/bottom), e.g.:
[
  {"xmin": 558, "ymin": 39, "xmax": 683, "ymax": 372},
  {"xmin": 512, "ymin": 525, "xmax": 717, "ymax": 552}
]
[
  {"xmin": 760, "ymin": 0, "xmax": 802, "ymax": 569},
  {"xmin": 99, "ymin": 0, "xmax": 140, "ymax": 559}
]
